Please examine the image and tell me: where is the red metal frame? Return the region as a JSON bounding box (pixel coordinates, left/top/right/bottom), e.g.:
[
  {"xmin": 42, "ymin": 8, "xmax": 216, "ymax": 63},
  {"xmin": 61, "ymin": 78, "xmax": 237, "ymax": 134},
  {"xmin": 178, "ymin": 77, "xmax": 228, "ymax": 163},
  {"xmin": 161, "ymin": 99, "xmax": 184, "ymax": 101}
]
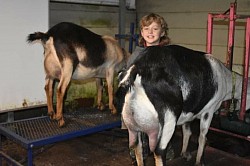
[
  {"xmin": 206, "ymin": 2, "xmax": 237, "ymax": 69},
  {"xmin": 240, "ymin": 18, "xmax": 250, "ymax": 121},
  {"xmin": 206, "ymin": 2, "xmax": 250, "ymax": 140}
]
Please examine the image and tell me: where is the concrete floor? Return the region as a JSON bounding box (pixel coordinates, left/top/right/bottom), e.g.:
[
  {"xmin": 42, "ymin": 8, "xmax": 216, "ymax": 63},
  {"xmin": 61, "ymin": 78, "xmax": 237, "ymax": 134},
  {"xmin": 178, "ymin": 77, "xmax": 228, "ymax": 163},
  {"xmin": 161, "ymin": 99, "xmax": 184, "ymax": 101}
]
[{"xmin": 1, "ymin": 126, "xmax": 250, "ymax": 166}]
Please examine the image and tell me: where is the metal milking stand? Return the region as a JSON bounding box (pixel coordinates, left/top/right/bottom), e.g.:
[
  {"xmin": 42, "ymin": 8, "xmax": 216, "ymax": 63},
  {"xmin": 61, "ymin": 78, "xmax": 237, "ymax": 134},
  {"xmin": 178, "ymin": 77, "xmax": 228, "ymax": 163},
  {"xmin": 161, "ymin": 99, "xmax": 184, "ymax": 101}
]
[{"xmin": 207, "ymin": 1, "xmax": 250, "ymax": 141}]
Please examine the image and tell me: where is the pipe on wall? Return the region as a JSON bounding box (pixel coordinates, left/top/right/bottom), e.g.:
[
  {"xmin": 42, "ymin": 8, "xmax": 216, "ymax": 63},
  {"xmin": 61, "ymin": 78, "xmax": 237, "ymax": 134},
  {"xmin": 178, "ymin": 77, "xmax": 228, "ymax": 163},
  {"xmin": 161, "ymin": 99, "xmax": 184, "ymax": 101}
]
[{"xmin": 50, "ymin": 0, "xmax": 136, "ymax": 9}]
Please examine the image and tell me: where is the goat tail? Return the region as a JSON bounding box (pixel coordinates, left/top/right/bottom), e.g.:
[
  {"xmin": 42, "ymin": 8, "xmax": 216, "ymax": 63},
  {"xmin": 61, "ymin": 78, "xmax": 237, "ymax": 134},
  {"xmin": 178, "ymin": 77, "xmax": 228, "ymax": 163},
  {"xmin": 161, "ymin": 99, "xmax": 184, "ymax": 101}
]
[{"xmin": 27, "ymin": 32, "xmax": 49, "ymax": 44}]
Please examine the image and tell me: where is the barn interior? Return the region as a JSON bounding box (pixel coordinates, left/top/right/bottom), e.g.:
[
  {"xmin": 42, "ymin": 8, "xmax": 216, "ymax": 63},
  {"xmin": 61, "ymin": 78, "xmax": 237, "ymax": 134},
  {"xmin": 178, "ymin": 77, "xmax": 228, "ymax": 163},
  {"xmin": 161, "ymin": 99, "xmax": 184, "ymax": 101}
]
[{"xmin": 0, "ymin": 0, "xmax": 250, "ymax": 165}]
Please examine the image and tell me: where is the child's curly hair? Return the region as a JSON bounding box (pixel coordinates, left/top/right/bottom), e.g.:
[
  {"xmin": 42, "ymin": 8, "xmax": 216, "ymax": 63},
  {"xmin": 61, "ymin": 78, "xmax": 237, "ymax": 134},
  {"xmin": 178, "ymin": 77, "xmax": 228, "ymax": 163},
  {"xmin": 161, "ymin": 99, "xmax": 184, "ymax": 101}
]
[{"xmin": 139, "ymin": 13, "xmax": 170, "ymax": 46}]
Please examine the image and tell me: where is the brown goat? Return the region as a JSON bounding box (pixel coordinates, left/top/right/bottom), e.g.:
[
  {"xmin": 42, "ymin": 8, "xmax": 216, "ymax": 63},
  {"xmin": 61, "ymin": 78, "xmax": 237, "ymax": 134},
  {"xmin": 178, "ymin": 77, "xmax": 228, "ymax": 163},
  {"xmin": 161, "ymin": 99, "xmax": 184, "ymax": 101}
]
[{"xmin": 27, "ymin": 22, "xmax": 129, "ymax": 127}]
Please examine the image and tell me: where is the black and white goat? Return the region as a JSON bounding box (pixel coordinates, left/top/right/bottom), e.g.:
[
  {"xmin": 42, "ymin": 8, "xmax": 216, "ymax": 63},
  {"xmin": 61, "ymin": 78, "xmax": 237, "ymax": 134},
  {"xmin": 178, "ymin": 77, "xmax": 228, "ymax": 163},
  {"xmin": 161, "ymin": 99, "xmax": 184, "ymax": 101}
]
[
  {"xmin": 115, "ymin": 45, "xmax": 250, "ymax": 166},
  {"xmin": 27, "ymin": 22, "xmax": 129, "ymax": 127}
]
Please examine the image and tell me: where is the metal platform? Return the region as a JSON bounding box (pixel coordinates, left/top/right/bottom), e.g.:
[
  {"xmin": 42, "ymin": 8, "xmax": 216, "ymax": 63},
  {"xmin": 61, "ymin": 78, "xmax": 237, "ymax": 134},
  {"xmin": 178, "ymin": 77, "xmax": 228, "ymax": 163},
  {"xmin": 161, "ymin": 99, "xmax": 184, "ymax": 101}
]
[{"xmin": 0, "ymin": 108, "xmax": 121, "ymax": 166}]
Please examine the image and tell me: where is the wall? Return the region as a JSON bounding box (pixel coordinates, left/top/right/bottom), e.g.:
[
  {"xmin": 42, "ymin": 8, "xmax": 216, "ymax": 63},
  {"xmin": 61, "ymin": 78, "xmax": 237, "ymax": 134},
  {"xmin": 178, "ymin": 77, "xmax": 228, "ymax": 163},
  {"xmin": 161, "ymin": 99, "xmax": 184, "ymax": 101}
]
[
  {"xmin": 50, "ymin": 2, "xmax": 136, "ymax": 39},
  {"xmin": 136, "ymin": 0, "xmax": 250, "ymax": 67},
  {"xmin": 0, "ymin": 1, "xmax": 49, "ymax": 112}
]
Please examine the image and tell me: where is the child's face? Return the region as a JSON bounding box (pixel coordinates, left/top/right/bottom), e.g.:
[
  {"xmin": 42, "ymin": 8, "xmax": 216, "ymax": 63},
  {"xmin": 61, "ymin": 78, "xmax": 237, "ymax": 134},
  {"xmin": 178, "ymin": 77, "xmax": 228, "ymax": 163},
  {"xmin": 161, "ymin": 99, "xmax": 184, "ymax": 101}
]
[{"xmin": 141, "ymin": 22, "xmax": 165, "ymax": 46}]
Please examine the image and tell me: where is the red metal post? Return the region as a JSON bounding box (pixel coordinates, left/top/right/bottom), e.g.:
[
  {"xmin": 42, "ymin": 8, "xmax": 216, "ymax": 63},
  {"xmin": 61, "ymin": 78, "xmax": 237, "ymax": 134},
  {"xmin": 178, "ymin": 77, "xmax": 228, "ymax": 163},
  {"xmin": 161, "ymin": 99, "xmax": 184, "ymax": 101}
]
[
  {"xmin": 240, "ymin": 18, "xmax": 250, "ymax": 121},
  {"xmin": 226, "ymin": 2, "xmax": 237, "ymax": 69},
  {"xmin": 207, "ymin": 14, "xmax": 213, "ymax": 54}
]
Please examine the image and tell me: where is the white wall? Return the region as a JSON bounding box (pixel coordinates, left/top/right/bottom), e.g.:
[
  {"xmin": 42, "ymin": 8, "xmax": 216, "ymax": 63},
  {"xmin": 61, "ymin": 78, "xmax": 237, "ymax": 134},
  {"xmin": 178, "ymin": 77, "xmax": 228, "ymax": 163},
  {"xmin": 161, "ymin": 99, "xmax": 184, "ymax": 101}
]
[{"xmin": 0, "ymin": 0, "xmax": 49, "ymax": 112}]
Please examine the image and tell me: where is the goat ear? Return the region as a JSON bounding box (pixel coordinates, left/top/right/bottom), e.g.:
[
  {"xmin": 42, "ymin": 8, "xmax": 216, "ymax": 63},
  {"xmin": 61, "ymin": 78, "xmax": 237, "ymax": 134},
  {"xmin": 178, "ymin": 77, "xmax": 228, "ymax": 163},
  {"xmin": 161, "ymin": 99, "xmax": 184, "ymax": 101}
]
[
  {"xmin": 117, "ymin": 68, "xmax": 127, "ymax": 82},
  {"xmin": 114, "ymin": 84, "xmax": 128, "ymax": 114},
  {"xmin": 129, "ymin": 66, "xmax": 138, "ymax": 86}
]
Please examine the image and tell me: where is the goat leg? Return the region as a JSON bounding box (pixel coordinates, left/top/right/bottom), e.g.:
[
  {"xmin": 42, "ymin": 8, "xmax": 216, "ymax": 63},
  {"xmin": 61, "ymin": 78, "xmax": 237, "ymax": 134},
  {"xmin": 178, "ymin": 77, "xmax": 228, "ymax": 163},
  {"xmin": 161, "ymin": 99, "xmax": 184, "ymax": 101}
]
[
  {"xmin": 180, "ymin": 123, "xmax": 192, "ymax": 161},
  {"xmin": 55, "ymin": 70, "xmax": 72, "ymax": 127},
  {"xmin": 45, "ymin": 78, "xmax": 56, "ymax": 120},
  {"xmin": 96, "ymin": 78, "xmax": 105, "ymax": 110},
  {"xmin": 106, "ymin": 69, "xmax": 117, "ymax": 114}
]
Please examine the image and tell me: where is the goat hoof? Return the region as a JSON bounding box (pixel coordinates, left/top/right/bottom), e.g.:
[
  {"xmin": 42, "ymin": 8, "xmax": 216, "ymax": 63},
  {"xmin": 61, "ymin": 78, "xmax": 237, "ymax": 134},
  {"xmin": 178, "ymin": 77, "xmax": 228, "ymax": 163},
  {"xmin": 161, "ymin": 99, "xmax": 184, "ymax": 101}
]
[
  {"xmin": 48, "ymin": 112, "xmax": 56, "ymax": 120},
  {"xmin": 111, "ymin": 109, "xmax": 117, "ymax": 115},
  {"xmin": 195, "ymin": 162, "xmax": 205, "ymax": 166},
  {"xmin": 58, "ymin": 119, "xmax": 65, "ymax": 127},
  {"xmin": 181, "ymin": 152, "xmax": 192, "ymax": 161},
  {"xmin": 110, "ymin": 105, "xmax": 117, "ymax": 115},
  {"xmin": 97, "ymin": 103, "xmax": 105, "ymax": 111},
  {"xmin": 55, "ymin": 114, "xmax": 63, "ymax": 121}
]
